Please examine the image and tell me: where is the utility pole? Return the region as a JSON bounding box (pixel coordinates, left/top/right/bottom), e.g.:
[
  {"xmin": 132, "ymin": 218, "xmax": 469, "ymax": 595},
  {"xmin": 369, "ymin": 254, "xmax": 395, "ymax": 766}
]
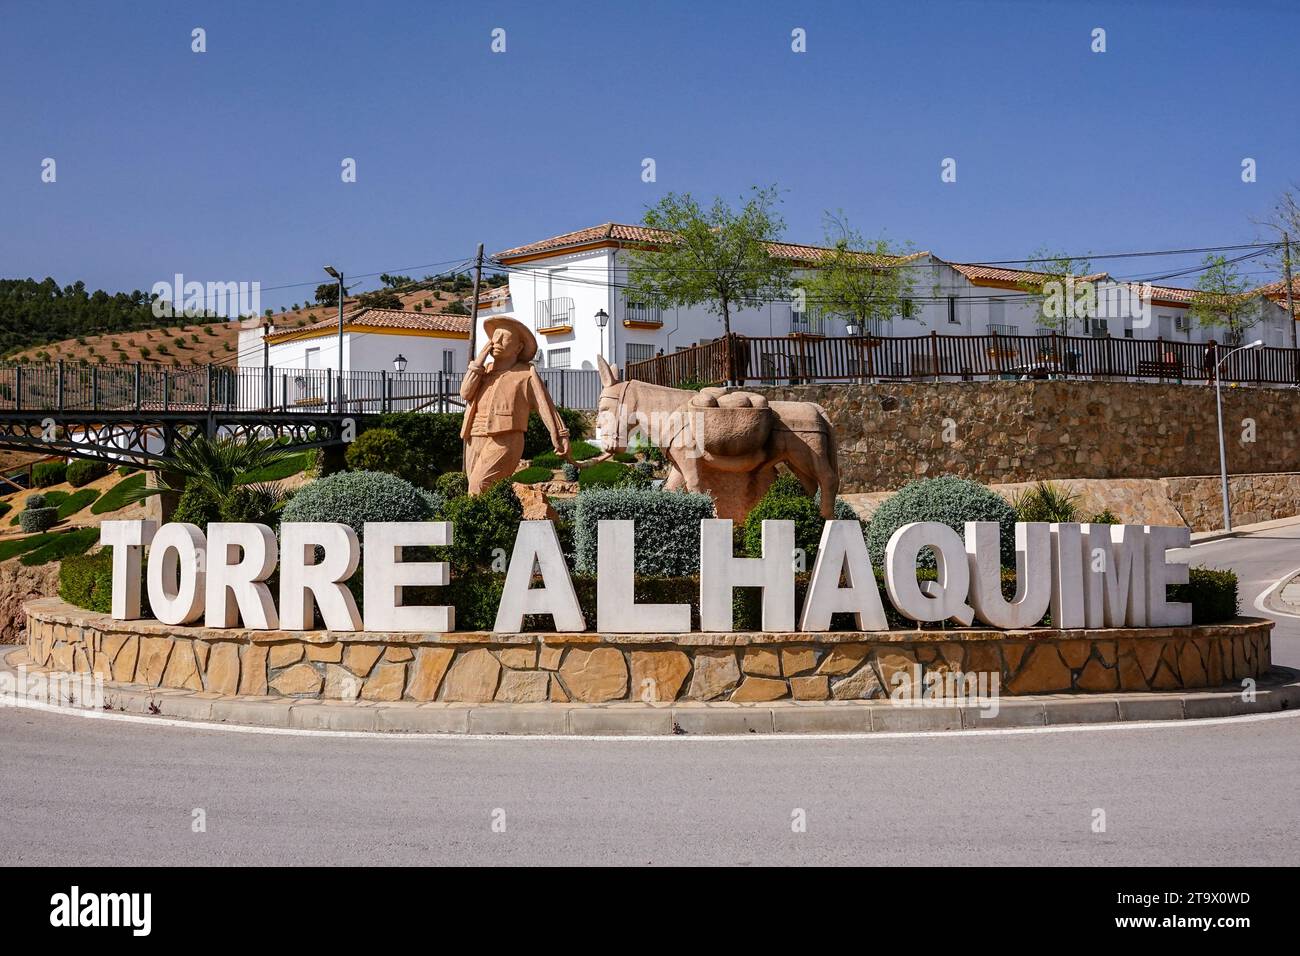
[
  {"xmin": 324, "ymin": 265, "xmax": 345, "ymax": 413},
  {"xmin": 467, "ymin": 243, "xmax": 485, "ymax": 358},
  {"xmin": 464, "ymin": 243, "xmax": 485, "ymax": 472}
]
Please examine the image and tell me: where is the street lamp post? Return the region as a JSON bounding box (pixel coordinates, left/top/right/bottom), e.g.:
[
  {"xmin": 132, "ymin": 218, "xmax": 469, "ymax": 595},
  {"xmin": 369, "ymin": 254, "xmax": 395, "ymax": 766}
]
[
  {"xmin": 323, "ymin": 266, "xmax": 344, "ymax": 413},
  {"xmin": 595, "ymin": 308, "xmax": 609, "ymax": 364},
  {"xmin": 1212, "ymin": 337, "xmax": 1264, "ymax": 532}
]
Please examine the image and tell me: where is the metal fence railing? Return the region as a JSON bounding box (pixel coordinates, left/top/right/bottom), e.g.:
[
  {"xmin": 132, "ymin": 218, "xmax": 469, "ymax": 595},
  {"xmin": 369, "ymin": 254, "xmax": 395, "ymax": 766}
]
[
  {"xmin": 0, "ymin": 362, "xmax": 604, "ymax": 414},
  {"xmin": 625, "ymin": 332, "xmax": 1300, "ymax": 388}
]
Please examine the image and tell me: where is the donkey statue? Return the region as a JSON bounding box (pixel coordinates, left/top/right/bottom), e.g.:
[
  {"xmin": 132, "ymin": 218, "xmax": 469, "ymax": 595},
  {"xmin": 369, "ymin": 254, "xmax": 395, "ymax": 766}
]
[{"xmin": 594, "ymin": 356, "xmax": 840, "ymax": 521}]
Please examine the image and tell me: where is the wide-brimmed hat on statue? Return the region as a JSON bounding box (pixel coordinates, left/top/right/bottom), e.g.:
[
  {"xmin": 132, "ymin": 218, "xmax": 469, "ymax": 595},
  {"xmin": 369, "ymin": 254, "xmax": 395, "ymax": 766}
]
[{"xmin": 483, "ymin": 315, "xmax": 538, "ymax": 363}]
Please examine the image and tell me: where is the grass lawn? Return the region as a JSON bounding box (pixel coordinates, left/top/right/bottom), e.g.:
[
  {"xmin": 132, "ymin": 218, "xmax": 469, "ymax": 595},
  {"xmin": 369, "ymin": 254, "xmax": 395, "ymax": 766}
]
[
  {"xmin": 20, "ymin": 527, "xmax": 99, "ymax": 566},
  {"xmin": 510, "ymin": 465, "xmax": 554, "ymax": 485},
  {"xmin": 91, "ymin": 473, "xmax": 146, "ymax": 514},
  {"xmin": 238, "ymin": 451, "xmax": 315, "ymax": 484},
  {"xmin": 56, "ymin": 488, "xmax": 101, "ymax": 520}
]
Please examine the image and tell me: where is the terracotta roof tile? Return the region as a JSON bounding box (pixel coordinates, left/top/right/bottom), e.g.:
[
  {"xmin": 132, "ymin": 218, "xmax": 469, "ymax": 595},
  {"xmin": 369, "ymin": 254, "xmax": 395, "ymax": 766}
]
[
  {"xmin": 266, "ymin": 308, "xmax": 469, "ymax": 343},
  {"xmin": 946, "ymin": 262, "xmax": 1111, "ymax": 286},
  {"xmin": 495, "ymin": 221, "xmax": 924, "ymax": 266}
]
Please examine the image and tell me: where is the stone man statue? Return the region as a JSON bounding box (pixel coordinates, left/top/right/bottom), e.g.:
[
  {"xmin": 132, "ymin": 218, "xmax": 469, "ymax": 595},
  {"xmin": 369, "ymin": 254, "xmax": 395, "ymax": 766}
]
[{"xmin": 460, "ymin": 315, "xmax": 570, "ymax": 494}]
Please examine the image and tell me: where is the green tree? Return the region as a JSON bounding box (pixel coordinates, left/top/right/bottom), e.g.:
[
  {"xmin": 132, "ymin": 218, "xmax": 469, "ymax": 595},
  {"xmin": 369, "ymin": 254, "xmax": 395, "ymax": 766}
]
[
  {"xmin": 1189, "ymin": 255, "xmax": 1259, "ymax": 343},
  {"xmin": 358, "ymin": 289, "xmax": 404, "ymax": 310},
  {"xmin": 314, "ymin": 283, "xmax": 340, "ymax": 307},
  {"xmin": 625, "ymin": 186, "xmax": 792, "ymax": 340},
  {"xmin": 1020, "ymin": 248, "xmax": 1096, "ymax": 334},
  {"xmin": 379, "ymin": 273, "xmax": 413, "ymax": 290},
  {"xmin": 799, "ymin": 213, "xmax": 916, "ymax": 335}
]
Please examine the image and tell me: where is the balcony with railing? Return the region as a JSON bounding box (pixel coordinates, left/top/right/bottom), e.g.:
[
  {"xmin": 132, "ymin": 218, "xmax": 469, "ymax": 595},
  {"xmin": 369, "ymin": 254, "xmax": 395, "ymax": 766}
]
[
  {"xmin": 988, "ymin": 323, "xmax": 1018, "ymax": 336},
  {"xmin": 534, "ymin": 297, "xmax": 575, "ymax": 333},
  {"xmin": 624, "ymin": 299, "xmax": 663, "ymax": 328}
]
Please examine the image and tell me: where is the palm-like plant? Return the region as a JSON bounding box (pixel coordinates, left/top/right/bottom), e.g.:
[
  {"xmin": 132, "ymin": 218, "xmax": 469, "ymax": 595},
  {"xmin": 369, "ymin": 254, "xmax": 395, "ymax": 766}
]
[
  {"xmin": 126, "ymin": 434, "xmax": 298, "ymax": 516},
  {"xmin": 1010, "ymin": 480, "xmax": 1080, "ymax": 523}
]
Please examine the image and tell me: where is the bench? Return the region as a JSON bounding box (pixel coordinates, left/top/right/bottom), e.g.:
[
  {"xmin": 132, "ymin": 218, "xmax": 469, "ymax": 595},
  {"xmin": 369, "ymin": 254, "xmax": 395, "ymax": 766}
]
[{"xmin": 1136, "ymin": 359, "xmax": 1181, "ymax": 380}]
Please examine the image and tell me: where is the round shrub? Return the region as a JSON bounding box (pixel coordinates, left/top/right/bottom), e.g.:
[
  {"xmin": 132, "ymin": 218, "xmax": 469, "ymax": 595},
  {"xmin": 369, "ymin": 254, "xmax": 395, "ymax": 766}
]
[
  {"xmin": 280, "ymin": 470, "xmax": 436, "ymax": 542},
  {"xmin": 25, "ymin": 493, "xmax": 48, "ymax": 510},
  {"xmin": 66, "ymin": 459, "xmax": 110, "ymax": 488},
  {"xmin": 744, "ymin": 487, "xmax": 826, "ymax": 562},
  {"xmin": 561, "ymin": 461, "xmax": 580, "ymax": 482},
  {"xmin": 866, "ymin": 476, "xmax": 1016, "ymax": 570},
  {"xmin": 19, "ymin": 506, "xmax": 58, "ymax": 533},
  {"xmin": 345, "ymin": 427, "xmax": 408, "ymax": 476},
  {"xmin": 435, "ymin": 471, "xmax": 468, "ymax": 499}
]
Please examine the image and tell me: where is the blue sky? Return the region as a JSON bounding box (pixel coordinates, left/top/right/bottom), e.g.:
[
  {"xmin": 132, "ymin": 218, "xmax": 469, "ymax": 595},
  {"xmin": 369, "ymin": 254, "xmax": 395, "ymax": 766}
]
[{"xmin": 2, "ymin": 0, "xmax": 1297, "ymax": 310}]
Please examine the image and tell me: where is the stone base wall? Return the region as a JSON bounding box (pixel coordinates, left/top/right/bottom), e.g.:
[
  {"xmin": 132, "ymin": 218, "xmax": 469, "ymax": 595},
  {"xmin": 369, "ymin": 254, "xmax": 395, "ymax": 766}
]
[
  {"xmin": 754, "ymin": 380, "xmax": 1300, "ymax": 492},
  {"xmin": 1163, "ymin": 473, "xmax": 1300, "ymax": 531},
  {"xmin": 25, "ymin": 599, "xmax": 1271, "ymax": 703}
]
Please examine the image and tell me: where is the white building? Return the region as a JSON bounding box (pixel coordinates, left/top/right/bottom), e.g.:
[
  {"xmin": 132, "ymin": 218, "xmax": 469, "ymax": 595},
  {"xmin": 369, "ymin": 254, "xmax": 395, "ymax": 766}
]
[
  {"xmin": 490, "ymin": 222, "xmax": 1299, "ymax": 374},
  {"xmin": 238, "ymin": 307, "xmax": 470, "ymax": 410}
]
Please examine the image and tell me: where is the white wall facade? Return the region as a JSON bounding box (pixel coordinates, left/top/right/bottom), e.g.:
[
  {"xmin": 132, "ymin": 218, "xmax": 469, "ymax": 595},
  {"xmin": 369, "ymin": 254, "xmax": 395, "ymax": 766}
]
[{"xmin": 502, "ymin": 247, "xmax": 1297, "ymax": 375}]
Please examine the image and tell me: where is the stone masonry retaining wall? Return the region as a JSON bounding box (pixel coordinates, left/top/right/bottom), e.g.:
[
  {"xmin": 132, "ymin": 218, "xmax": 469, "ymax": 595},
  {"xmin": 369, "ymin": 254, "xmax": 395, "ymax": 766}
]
[
  {"xmin": 25, "ymin": 599, "xmax": 1271, "ymax": 704},
  {"xmin": 753, "ymin": 380, "xmax": 1300, "ymax": 493}
]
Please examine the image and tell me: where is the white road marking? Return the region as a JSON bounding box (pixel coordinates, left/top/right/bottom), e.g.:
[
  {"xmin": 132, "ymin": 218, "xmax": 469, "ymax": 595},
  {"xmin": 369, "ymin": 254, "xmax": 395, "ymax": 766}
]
[
  {"xmin": 3, "ymin": 691, "xmax": 1297, "ymax": 743},
  {"xmin": 1255, "ymin": 565, "xmax": 1300, "ymax": 619}
]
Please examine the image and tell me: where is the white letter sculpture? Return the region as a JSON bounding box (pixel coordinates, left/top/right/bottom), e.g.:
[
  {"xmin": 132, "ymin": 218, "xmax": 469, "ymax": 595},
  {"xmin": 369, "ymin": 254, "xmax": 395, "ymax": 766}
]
[
  {"xmin": 596, "ymin": 521, "xmax": 690, "ymax": 633},
  {"xmin": 884, "ymin": 522, "xmax": 975, "ymax": 625},
  {"xmin": 205, "ymin": 523, "xmax": 279, "ymax": 629},
  {"xmin": 699, "ymin": 519, "xmax": 796, "ymax": 632},
  {"xmin": 363, "ymin": 522, "xmax": 454, "ymax": 632},
  {"xmin": 494, "ymin": 521, "xmax": 585, "ymax": 633},
  {"xmin": 1049, "ymin": 523, "xmax": 1086, "ymax": 628},
  {"xmin": 1145, "ymin": 526, "xmax": 1193, "ymax": 627},
  {"xmin": 1083, "ymin": 523, "xmax": 1147, "ymax": 627},
  {"xmin": 280, "ymin": 522, "xmax": 362, "ymax": 631},
  {"xmin": 100, "ymin": 519, "xmax": 157, "ymax": 619},
  {"xmin": 799, "ymin": 520, "xmax": 888, "ymax": 631},
  {"xmin": 146, "ymin": 522, "xmax": 207, "ymax": 626},
  {"xmin": 965, "ymin": 521, "xmax": 1051, "ymax": 629}
]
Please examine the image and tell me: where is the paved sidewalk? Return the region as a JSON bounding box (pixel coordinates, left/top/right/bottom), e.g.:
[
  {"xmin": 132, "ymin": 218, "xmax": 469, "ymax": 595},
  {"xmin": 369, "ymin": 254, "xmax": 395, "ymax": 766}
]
[
  {"xmin": 1190, "ymin": 514, "xmax": 1300, "ymax": 544},
  {"xmin": 4, "ymin": 649, "xmax": 1296, "ymax": 736}
]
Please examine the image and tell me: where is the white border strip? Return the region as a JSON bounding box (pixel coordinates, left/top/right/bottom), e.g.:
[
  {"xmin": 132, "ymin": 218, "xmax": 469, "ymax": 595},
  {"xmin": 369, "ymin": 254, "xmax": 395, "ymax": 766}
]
[
  {"xmin": 4, "ymin": 691, "xmax": 1298, "ymax": 743},
  {"xmin": 1255, "ymin": 565, "xmax": 1300, "ymax": 619}
]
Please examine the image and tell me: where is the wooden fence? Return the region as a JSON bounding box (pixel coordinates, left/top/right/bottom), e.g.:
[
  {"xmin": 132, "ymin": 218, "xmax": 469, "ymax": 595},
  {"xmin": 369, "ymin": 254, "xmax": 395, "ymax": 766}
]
[{"xmin": 625, "ymin": 332, "xmax": 1300, "ymax": 388}]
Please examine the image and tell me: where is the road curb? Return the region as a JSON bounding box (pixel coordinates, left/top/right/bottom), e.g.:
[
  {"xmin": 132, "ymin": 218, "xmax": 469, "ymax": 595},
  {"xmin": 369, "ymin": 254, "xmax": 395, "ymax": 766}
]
[{"xmin": 4, "ymin": 648, "xmax": 1297, "ymax": 736}]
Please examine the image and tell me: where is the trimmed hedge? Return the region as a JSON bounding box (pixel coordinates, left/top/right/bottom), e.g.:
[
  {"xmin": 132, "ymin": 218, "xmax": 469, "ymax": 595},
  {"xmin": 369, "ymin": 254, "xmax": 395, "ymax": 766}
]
[
  {"xmin": 91, "ymin": 473, "xmax": 146, "ymax": 514},
  {"xmin": 59, "ymin": 550, "xmax": 117, "ymax": 613},
  {"xmin": 66, "ymin": 459, "xmax": 110, "ymax": 488},
  {"xmin": 573, "ymin": 486, "xmax": 715, "ymax": 576},
  {"xmin": 345, "ymin": 428, "xmax": 406, "ymax": 475},
  {"xmin": 0, "ymin": 502, "xmax": 9, "ymax": 519},
  {"xmin": 867, "ymin": 476, "xmax": 1017, "ymax": 570},
  {"xmin": 1173, "ymin": 567, "xmax": 1239, "ymax": 624},
  {"xmin": 19, "ymin": 507, "xmax": 58, "ymax": 533},
  {"xmin": 31, "ymin": 462, "xmax": 66, "ymax": 487}
]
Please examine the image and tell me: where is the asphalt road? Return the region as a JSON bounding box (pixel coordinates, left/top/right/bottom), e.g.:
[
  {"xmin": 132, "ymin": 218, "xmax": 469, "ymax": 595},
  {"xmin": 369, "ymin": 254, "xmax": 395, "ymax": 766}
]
[{"xmin": 1, "ymin": 528, "xmax": 1297, "ymax": 867}]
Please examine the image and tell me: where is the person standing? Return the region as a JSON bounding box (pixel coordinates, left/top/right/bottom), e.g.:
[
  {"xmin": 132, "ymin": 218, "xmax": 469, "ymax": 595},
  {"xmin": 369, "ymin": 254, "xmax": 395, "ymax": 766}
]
[{"xmin": 459, "ymin": 316, "xmax": 570, "ymax": 493}]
